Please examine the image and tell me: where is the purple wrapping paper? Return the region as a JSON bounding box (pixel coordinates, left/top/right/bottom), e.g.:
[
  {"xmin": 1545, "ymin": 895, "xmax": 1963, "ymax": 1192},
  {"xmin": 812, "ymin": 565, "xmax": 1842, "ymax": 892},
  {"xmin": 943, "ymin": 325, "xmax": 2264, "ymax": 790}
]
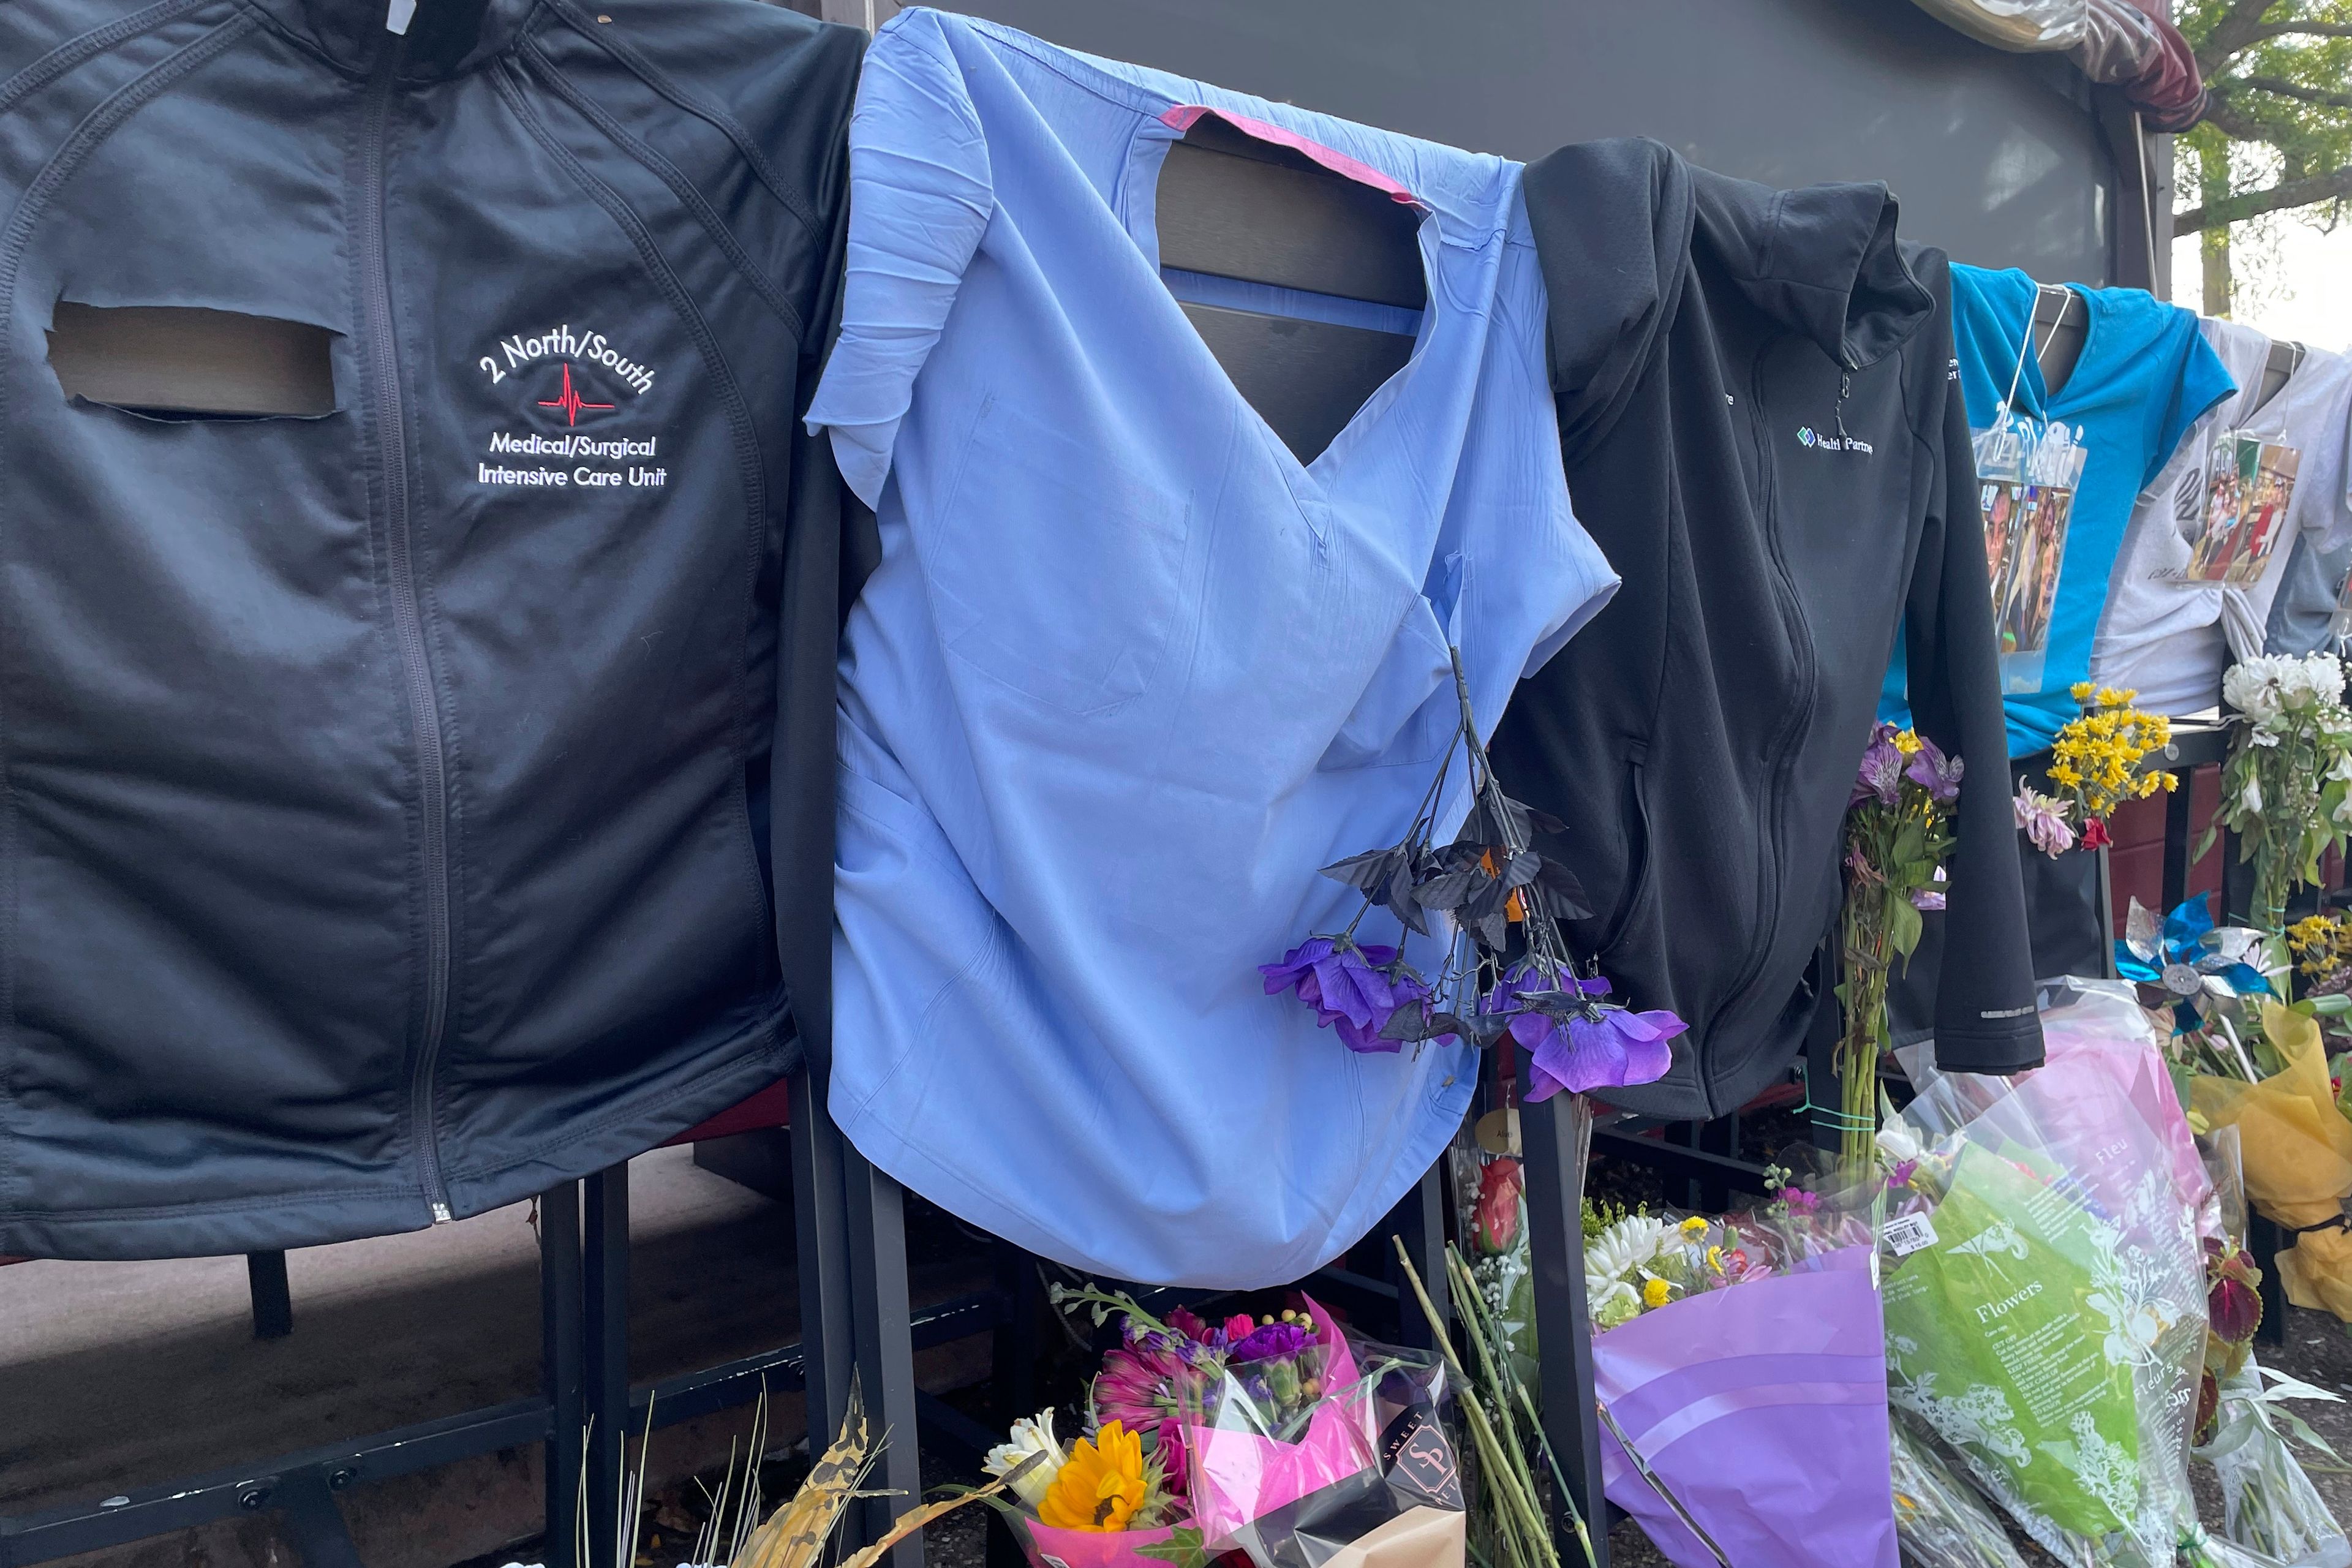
[{"xmin": 1592, "ymin": 1248, "xmax": 1898, "ymax": 1568}]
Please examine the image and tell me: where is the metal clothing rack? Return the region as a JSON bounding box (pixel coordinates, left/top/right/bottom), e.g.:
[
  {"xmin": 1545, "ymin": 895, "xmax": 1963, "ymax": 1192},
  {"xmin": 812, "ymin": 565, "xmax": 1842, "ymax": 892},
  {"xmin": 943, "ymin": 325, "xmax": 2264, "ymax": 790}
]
[{"xmin": 0, "ymin": 1177, "xmax": 590, "ymax": 1568}]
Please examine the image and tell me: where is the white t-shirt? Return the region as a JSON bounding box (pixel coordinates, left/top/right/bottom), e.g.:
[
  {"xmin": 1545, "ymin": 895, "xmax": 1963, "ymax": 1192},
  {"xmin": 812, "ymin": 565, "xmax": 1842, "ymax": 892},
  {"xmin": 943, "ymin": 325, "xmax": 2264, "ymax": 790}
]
[{"xmin": 2092, "ymin": 323, "xmax": 2352, "ymax": 712}]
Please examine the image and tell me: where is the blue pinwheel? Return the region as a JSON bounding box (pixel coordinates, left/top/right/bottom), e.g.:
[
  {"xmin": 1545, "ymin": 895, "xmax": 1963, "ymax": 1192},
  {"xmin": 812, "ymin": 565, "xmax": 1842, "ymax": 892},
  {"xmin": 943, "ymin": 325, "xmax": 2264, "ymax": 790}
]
[{"xmin": 2116, "ymin": 894, "xmax": 2272, "ymax": 1033}]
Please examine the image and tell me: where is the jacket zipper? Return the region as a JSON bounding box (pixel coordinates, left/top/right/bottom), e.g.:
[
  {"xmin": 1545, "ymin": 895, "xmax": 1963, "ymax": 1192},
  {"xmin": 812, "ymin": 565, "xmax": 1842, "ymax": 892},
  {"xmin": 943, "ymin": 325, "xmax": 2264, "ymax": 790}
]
[
  {"xmin": 1716, "ymin": 355, "xmax": 1821, "ymax": 1079},
  {"xmin": 362, "ymin": 36, "xmax": 455, "ymax": 1223}
]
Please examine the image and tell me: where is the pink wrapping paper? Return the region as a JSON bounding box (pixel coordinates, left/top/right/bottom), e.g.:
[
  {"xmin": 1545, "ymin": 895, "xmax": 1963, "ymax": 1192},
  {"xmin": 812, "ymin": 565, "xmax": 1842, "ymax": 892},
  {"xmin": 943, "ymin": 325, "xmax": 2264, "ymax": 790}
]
[
  {"xmin": 1185, "ymin": 1299, "xmax": 1379, "ymax": 1547},
  {"xmin": 1017, "ymin": 1520, "xmax": 1178, "ymax": 1568}
]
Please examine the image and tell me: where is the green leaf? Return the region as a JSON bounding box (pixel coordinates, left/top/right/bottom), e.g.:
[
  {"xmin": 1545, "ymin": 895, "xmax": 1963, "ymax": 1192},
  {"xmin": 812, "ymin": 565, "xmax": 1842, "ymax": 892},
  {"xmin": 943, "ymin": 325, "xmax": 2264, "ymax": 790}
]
[
  {"xmin": 1137, "ymin": 1527, "xmax": 1210, "ymax": 1568},
  {"xmin": 1887, "ymin": 896, "xmax": 1924, "ymax": 961},
  {"xmin": 2194, "ymin": 826, "xmax": 2218, "ymax": 864}
]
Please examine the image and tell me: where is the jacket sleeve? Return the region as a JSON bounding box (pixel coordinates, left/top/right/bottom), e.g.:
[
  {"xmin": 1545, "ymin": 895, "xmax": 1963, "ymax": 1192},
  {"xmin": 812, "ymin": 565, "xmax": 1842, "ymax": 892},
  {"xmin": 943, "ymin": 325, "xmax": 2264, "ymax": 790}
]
[
  {"xmin": 771, "ymin": 28, "xmax": 873, "ymax": 1085},
  {"xmin": 1904, "ymin": 268, "xmax": 2045, "ymax": 1075}
]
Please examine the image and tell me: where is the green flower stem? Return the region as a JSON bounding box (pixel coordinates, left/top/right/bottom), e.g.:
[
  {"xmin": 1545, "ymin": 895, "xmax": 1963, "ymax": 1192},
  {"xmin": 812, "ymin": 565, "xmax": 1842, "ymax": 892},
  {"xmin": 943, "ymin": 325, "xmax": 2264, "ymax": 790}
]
[{"xmin": 1839, "ymin": 887, "xmax": 1894, "ymax": 1177}]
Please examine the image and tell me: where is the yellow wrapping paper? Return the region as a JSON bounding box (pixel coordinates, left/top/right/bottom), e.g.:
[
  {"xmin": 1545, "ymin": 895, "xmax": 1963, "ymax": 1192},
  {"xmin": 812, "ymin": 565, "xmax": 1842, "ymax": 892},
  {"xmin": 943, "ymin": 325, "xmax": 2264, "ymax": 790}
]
[{"xmin": 2192, "ymin": 1002, "xmax": 2352, "ymax": 1319}]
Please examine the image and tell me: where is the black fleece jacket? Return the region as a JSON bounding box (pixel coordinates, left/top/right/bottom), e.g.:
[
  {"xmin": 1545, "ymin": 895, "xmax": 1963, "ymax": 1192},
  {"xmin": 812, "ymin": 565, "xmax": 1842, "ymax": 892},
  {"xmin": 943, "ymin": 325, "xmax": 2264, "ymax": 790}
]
[{"xmin": 1489, "ymin": 140, "xmax": 2042, "ymax": 1118}]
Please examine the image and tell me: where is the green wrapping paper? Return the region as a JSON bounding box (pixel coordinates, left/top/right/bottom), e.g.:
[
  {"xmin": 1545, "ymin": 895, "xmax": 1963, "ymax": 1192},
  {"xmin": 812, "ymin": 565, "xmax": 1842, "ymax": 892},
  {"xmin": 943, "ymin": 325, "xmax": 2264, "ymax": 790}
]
[{"xmin": 1883, "ymin": 1142, "xmax": 2143, "ymax": 1539}]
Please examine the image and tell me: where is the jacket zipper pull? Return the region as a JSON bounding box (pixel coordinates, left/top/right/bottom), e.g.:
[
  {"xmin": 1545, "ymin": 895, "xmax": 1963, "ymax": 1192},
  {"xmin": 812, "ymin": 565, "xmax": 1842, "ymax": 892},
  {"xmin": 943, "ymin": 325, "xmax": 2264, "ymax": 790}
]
[
  {"xmin": 431, "ymin": 1201, "xmax": 453, "ymax": 1223},
  {"xmin": 386, "ymin": 0, "xmax": 416, "ymax": 33},
  {"xmin": 1835, "ymin": 370, "xmax": 1853, "ymax": 445}
]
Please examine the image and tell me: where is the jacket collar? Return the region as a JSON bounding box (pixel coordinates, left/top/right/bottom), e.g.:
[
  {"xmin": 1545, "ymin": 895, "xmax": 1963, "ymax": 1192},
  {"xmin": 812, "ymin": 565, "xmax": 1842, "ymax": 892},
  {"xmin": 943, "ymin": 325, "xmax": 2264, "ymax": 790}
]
[{"xmin": 245, "ymin": 0, "xmax": 538, "ymax": 80}]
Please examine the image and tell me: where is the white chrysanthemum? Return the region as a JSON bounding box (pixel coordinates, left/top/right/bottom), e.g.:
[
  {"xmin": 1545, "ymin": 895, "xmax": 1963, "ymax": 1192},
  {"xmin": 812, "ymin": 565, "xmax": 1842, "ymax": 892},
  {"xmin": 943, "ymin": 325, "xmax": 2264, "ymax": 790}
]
[
  {"xmin": 2225, "ymin": 657, "xmax": 2289, "ymax": 726},
  {"xmin": 1584, "ymin": 1213, "xmax": 1671, "ymax": 1288}
]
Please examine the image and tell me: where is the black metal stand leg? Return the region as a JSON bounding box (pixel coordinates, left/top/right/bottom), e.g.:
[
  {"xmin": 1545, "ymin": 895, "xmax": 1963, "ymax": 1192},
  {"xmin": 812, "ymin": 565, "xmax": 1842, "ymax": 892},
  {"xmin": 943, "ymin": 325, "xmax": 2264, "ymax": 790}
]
[
  {"xmin": 1523, "ymin": 1093, "xmax": 1608, "ymax": 1568},
  {"xmin": 1804, "ymin": 961, "xmax": 1843, "ymax": 1158},
  {"xmin": 2250, "ymin": 1212, "xmax": 2290, "ymax": 1348},
  {"xmin": 272, "ymin": 1471, "xmax": 363, "ymax": 1568},
  {"xmin": 585, "ymin": 1163, "xmax": 631, "ymax": 1567},
  {"xmin": 2161, "ymin": 772, "xmax": 2195, "ymax": 911},
  {"xmin": 985, "ymin": 1239, "xmax": 1041, "ymax": 1568},
  {"xmin": 1665, "ymin": 1122, "xmax": 1700, "ymax": 1210},
  {"xmin": 990, "ymin": 1239, "xmax": 1039, "ymax": 1424},
  {"xmin": 1696, "ymin": 1115, "xmax": 1738, "ymax": 1215},
  {"xmin": 541, "ymin": 1180, "xmax": 586, "ymax": 1568},
  {"xmin": 1382, "ymin": 1163, "xmax": 1450, "ymax": 1350},
  {"xmin": 246, "ymin": 1251, "xmax": 293, "ymax": 1341},
  {"xmin": 792, "ymin": 1068, "xmax": 856, "ymax": 1452},
  {"xmin": 842, "ymin": 1145, "xmax": 923, "ymax": 1568}
]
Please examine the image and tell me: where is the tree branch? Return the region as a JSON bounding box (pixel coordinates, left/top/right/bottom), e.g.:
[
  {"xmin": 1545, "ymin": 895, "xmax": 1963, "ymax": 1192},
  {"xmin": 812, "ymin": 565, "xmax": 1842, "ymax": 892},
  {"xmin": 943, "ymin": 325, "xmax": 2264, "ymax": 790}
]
[
  {"xmin": 2244, "ymin": 21, "xmax": 2352, "ymax": 43},
  {"xmin": 2228, "ymin": 72, "xmax": 2352, "ymax": 113},
  {"xmin": 2198, "ymin": 0, "xmax": 2291, "ymax": 72},
  {"xmin": 2176, "ymin": 163, "xmax": 2352, "ymax": 230}
]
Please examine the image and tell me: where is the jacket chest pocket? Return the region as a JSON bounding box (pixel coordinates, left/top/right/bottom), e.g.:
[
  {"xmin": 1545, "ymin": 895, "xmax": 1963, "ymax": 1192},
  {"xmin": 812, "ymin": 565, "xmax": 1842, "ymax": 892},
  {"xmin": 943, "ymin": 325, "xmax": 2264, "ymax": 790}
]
[{"xmin": 925, "ymin": 395, "xmax": 1191, "ymax": 717}]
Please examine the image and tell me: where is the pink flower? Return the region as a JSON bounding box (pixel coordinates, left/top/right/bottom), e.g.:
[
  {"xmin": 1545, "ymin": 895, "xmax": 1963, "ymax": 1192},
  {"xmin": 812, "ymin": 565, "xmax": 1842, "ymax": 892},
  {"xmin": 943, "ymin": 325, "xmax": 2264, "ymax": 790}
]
[{"xmin": 2013, "ymin": 784, "xmax": 2076, "ymax": 858}]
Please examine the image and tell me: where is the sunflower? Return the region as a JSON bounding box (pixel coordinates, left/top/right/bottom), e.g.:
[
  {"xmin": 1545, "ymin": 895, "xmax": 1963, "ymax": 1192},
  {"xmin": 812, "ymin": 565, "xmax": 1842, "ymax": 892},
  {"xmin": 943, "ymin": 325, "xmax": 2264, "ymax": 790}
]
[{"xmin": 1037, "ymin": 1420, "xmax": 1149, "ymax": 1532}]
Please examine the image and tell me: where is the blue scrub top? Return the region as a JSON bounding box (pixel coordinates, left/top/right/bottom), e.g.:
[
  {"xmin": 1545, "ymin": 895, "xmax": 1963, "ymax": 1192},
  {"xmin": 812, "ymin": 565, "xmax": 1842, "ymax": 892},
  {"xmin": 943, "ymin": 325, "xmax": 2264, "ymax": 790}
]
[
  {"xmin": 1883, "ymin": 265, "xmax": 2231, "ymax": 754},
  {"xmin": 805, "ymin": 9, "xmax": 1616, "ymax": 1286}
]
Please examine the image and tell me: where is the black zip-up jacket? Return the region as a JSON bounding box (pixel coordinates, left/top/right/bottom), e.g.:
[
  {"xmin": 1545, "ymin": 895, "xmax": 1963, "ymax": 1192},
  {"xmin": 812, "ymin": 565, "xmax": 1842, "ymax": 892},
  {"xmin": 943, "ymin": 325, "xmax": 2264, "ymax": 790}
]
[
  {"xmin": 0, "ymin": 0, "xmax": 860, "ymax": 1259},
  {"xmin": 1490, "ymin": 140, "xmax": 2041, "ymax": 1119}
]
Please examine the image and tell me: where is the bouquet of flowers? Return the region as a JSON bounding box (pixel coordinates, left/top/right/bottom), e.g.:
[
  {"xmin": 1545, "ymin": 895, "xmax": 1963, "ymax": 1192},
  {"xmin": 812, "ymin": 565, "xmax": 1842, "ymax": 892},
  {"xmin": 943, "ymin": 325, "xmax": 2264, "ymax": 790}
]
[
  {"xmin": 983, "ymin": 1290, "xmax": 1463, "ymax": 1568},
  {"xmin": 2012, "ymin": 684, "xmax": 2177, "ymax": 855},
  {"xmin": 1837, "ymin": 723, "xmax": 1962, "ymax": 1171},
  {"xmin": 2190, "ymin": 1125, "xmax": 2352, "ymax": 1568},
  {"xmin": 2212, "ymin": 652, "xmax": 2352, "ymax": 931},
  {"xmin": 1450, "ymin": 1127, "xmax": 1536, "ymax": 1389},
  {"xmin": 1883, "ymin": 986, "xmax": 2207, "ymax": 1568},
  {"xmin": 1262, "ymin": 649, "xmax": 1681, "ymax": 1102},
  {"xmin": 1574, "ymin": 1178, "xmax": 1899, "ymax": 1568},
  {"xmin": 1887, "ymin": 1414, "xmax": 2030, "ymax": 1568},
  {"xmin": 2191, "ymin": 1000, "xmax": 2352, "ymax": 1322}
]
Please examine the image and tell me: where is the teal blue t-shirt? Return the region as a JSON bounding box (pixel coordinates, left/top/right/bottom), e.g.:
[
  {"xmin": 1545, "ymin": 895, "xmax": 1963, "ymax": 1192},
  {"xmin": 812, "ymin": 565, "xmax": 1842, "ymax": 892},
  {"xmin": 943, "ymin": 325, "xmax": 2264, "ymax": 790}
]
[{"xmin": 1883, "ymin": 266, "xmax": 2233, "ymax": 754}]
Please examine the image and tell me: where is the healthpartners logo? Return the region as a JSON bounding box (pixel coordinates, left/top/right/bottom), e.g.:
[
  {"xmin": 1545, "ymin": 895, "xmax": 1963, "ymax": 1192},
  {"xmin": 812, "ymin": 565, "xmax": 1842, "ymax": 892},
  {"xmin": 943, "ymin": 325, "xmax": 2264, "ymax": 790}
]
[{"xmin": 1796, "ymin": 425, "xmax": 1874, "ymax": 456}]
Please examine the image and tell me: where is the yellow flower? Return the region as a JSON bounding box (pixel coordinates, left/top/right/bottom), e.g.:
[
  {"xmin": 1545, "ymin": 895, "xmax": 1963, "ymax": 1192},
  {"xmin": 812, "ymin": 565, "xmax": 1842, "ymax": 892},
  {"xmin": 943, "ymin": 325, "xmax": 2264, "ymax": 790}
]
[
  {"xmin": 1679, "ymin": 1215, "xmax": 1708, "ymax": 1234},
  {"xmin": 1642, "ymin": 1276, "xmax": 1674, "ymax": 1310},
  {"xmin": 1892, "ymin": 729, "xmax": 1922, "ymax": 756},
  {"xmin": 2070, "ymin": 681, "xmax": 2095, "ymax": 702},
  {"xmin": 1037, "ymin": 1421, "xmax": 1148, "ymax": 1532},
  {"xmin": 1705, "ymin": 1245, "xmax": 1725, "ymax": 1273}
]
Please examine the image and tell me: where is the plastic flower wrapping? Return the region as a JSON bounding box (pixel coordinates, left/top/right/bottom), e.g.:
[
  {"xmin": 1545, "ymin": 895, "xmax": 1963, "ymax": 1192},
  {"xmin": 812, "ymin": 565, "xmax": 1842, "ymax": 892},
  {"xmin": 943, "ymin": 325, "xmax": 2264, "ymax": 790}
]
[
  {"xmin": 1572, "ymin": 1173, "xmax": 1899, "ymax": 1568},
  {"xmin": 983, "ymin": 1289, "xmax": 1466, "ymax": 1568},
  {"xmin": 1262, "ymin": 646, "xmax": 1681, "ymax": 1101},
  {"xmin": 1888, "ymin": 982, "xmax": 2209, "ymax": 1568}
]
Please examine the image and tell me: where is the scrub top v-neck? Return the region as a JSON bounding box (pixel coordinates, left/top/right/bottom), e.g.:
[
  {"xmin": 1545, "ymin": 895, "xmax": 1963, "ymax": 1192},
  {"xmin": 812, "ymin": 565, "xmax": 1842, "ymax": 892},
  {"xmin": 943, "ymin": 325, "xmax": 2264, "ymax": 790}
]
[{"xmin": 806, "ymin": 7, "xmax": 1615, "ymax": 1286}]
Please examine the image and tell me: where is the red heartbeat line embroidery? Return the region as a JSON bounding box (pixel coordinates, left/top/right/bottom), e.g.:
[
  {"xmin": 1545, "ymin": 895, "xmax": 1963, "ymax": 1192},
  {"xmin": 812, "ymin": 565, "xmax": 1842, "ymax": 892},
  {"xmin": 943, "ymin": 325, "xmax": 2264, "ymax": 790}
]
[{"xmin": 537, "ymin": 361, "xmax": 616, "ymax": 426}]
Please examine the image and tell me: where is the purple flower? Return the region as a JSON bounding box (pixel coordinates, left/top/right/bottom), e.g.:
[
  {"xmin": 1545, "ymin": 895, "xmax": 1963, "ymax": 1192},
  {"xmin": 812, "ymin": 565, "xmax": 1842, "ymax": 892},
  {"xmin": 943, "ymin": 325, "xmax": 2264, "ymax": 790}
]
[
  {"xmin": 1890, "ymin": 1159, "xmax": 1919, "ymax": 1189},
  {"xmin": 1852, "ymin": 729, "xmax": 1904, "ymax": 807},
  {"xmin": 1229, "ymin": 1322, "xmax": 1314, "ymax": 1362},
  {"xmin": 1904, "ymin": 737, "xmax": 1964, "ymax": 804},
  {"xmin": 1261, "ymin": 937, "xmax": 1427, "ymax": 1053},
  {"xmin": 1784, "ymin": 1188, "xmax": 1822, "ymax": 1216},
  {"xmin": 1910, "ymin": 888, "xmax": 1947, "ymax": 911},
  {"xmin": 1521, "ymin": 1007, "xmax": 1686, "ymax": 1101}
]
